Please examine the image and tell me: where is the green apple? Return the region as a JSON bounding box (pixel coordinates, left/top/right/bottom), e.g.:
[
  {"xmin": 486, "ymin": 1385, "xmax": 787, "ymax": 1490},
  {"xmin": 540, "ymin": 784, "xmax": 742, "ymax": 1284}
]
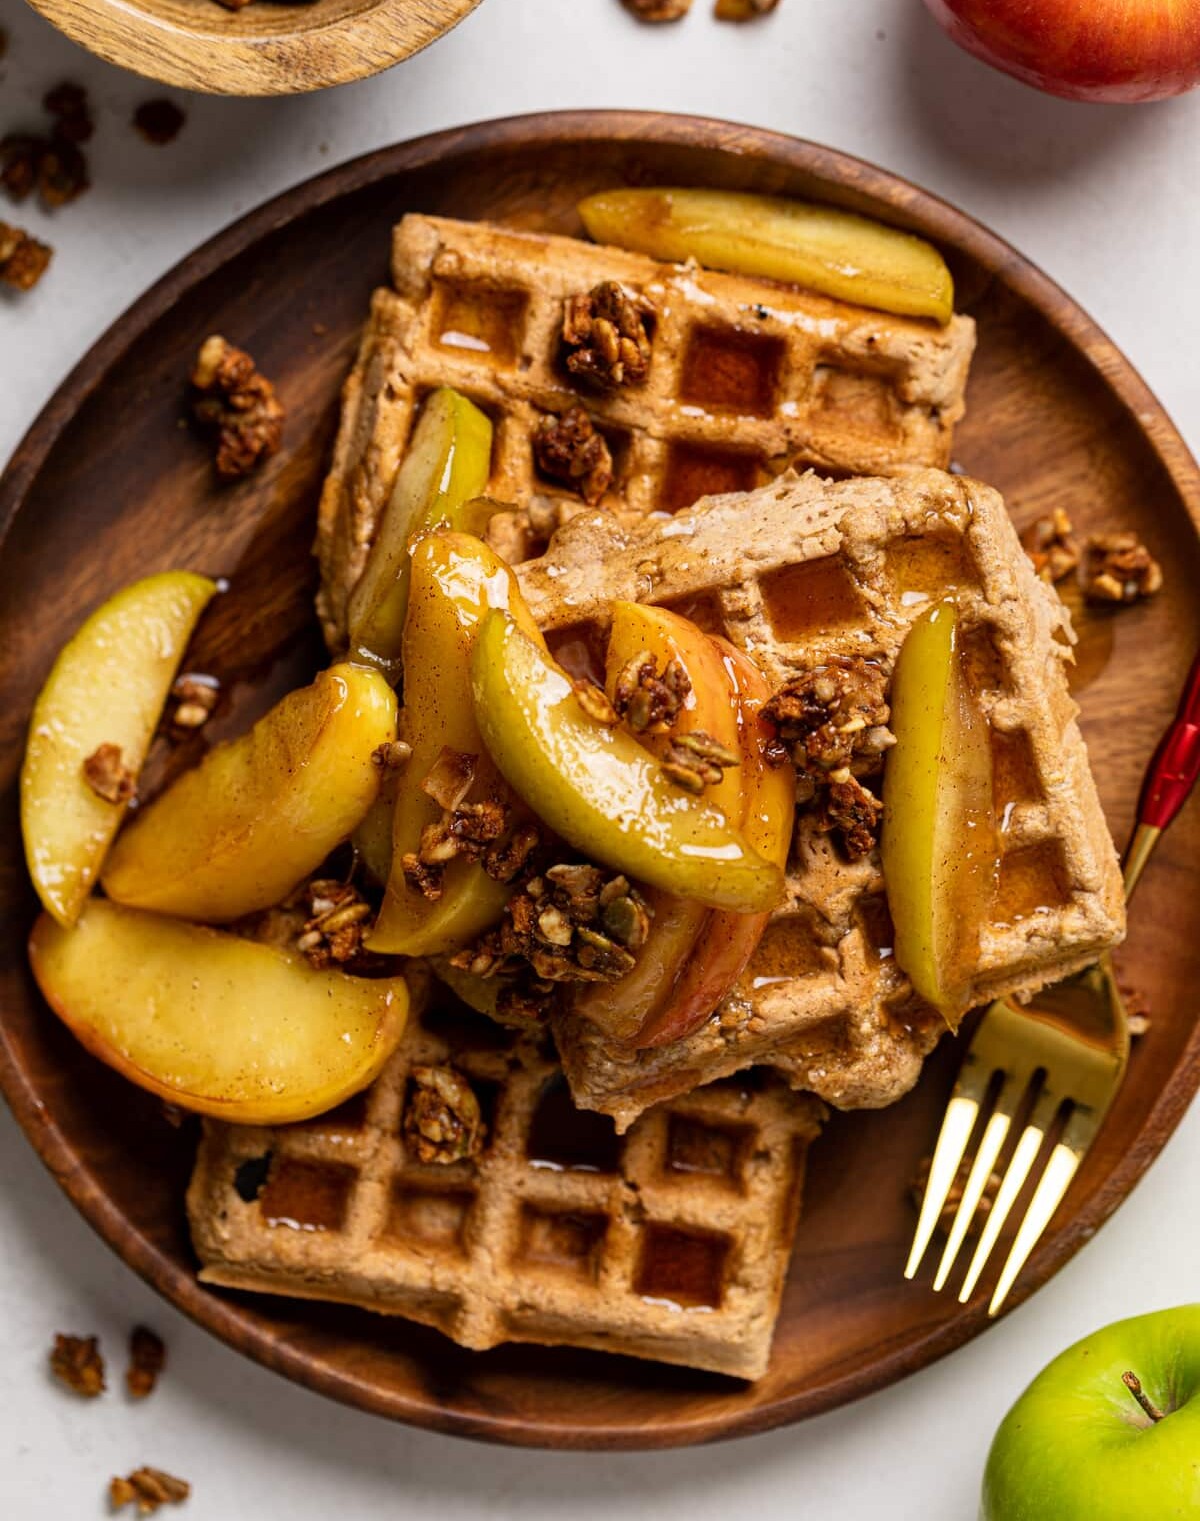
[{"xmin": 981, "ymin": 1306, "xmax": 1200, "ymax": 1520}]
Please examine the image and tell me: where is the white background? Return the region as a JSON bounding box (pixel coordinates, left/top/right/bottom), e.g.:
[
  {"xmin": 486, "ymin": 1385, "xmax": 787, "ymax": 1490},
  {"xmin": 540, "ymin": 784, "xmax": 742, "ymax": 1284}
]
[{"xmin": 1, "ymin": 0, "xmax": 1198, "ymax": 1514}]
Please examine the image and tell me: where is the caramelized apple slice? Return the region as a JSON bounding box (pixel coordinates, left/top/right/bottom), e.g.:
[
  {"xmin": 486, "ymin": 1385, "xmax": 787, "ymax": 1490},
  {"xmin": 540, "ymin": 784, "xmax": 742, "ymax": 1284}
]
[
  {"xmin": 472, "ymin": 611, "xmax": 783, "ymax": 912},
  {"xmin": 880, "ymin": 601, "xmax": 997, "ymax": 1022},
  {"xmin": 102, "ymin": 664, "xmax": 396, "ymax": 922},
  {"xmin": 367, "ymin": 533, "xmax": 545, "ymax": 957},
  {"xmin": 21, "ymin": 571, "xmax": 217, "ymax": 926},
  {"xmin": 578, "ymin": 188, "xmax": 955, "ymax": 324},
  {"xmin": 347, "ymin": 388, "xmax": 493, "ymax": 670},
  {"xmin": 29, "ymin": 900, "xmax": 407, "ymax": 1124}
]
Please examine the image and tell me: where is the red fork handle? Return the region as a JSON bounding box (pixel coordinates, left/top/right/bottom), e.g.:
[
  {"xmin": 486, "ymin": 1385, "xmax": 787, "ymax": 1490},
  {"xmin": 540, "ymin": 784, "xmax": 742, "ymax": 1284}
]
[{"xmin": 1139, "ymin": 650, "xmax": 1200, "ymax": 831}]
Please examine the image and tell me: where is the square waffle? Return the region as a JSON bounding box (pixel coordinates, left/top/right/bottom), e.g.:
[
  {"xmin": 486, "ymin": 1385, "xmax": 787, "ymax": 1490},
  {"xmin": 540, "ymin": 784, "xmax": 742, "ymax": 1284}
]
[
  {"xmin": 315, "ymin": 212, "xmax": 976, "ymax": 647},
  {"xmin": 188, "ymin": 978, "xmax": 826, "ymax": 1380},
  {"xmin": 506, "ymin": 467, "xmax": 1127, "ymax": 1130}
]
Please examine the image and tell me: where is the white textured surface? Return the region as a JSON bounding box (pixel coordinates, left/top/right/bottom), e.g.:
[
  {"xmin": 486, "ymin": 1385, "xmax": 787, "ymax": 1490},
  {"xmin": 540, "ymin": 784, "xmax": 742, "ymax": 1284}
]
[{"xmin": 1, "ymin": 0, "xmax": 1198, "ymax": 1514}]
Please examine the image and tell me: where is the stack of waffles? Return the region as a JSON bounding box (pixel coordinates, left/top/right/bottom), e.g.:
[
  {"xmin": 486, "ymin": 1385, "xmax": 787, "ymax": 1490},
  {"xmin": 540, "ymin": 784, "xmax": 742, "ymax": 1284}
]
[{"xmin": 188, "ymin": 213, "xmax": 1124, "ymax": 1379}]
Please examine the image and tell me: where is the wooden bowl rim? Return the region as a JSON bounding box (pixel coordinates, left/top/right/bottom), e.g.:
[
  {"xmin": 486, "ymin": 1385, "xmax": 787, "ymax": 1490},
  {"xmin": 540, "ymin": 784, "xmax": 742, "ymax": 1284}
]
[
  {"xmin": 2, "ymin": 110, "xmax": 1198, "ymax": 1449},
  {"xmin": 22, "ymin": 0, "xmax": 483, "ymax": 96}
]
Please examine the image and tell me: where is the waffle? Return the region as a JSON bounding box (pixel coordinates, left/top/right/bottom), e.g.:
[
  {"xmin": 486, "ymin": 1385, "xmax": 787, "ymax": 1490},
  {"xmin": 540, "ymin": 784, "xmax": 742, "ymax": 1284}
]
[
  {"xmin": 188, "ymin": 977, "xmax": 826, "ymax": 1380},
  {"xmin": 315, "ymin": 212, "xmax": 976, "ymax": 647},
  {"xmin": 505, "ymin": 467, "xmax": 1127, "ymax": 1130}
]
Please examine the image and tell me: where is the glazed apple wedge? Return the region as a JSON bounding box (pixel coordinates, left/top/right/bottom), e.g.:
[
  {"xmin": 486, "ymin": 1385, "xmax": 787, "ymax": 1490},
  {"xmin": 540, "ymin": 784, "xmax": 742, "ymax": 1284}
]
[
  {"xmin": 21, "ymin": 571, "xmax": 217, "ymax": 927},
  {"xmin": 102, "ymin": 663, "xmax": 396, "ymax": 922},
  {"xmin": 471, "ymin": 611, "xmax": 784, "ymax": 912},
  {"xmin": 880, "ymin": 601, "xmax": 998, "ymax": 1022},
  {"xmin": 29, "ymin": 900, "xmax": 408, "ymax": 1124},
  {"xmin": 578, "ymin": 188, "xmax": 955, "ymax": 324}
]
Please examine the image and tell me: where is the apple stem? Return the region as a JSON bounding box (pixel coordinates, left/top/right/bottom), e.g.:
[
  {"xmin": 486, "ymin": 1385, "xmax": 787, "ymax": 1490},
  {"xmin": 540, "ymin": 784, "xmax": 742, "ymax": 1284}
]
[{"xmin": 1123, "ymin": 1371, "xmax": 1165, "ymax": 1424}]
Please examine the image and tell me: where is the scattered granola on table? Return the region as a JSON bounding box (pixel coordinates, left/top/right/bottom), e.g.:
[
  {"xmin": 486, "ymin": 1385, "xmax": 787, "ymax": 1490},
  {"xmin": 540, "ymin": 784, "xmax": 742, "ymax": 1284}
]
[
  {"xmin": 562, "ymin": 280, "xmax": 654, "ymax": 390},
  {"xmin": 1020, "ymin": 507, "xmax": 1080, "ymax": 584},
  {"xmin": 714, "ymin": 0, "xmax": 780, "ymax": 17},
  {"xmin": 82, "ymin": 743, "xmax": 136, "ymax": 805},
  {"xmin": 109, "ymin": 1467, "xmax": 190, "ymax": 1515},
  {"xmin": 533, "ymin": 405, "xmax": 613, "ymax": 504},
  {"xmin": 403, "ymin": 1064, "xmax": 485, "ymax": 1163},
  {"xmin": 50, "ymin": 1332, "xmax": 105, "ymax": 1396},
  {"xmin": 43, "ymin": 82, "xmax": 93, "ymax": 144},
  {"xmin": 1, "ymin": 82, "xmax": 92, "ymax": 211},
  {"xmin": 190, "ymin": 335, "xmax": 284, "ymax": 480},
  {"xmin": 0, "ymin": 221, "xmax": 51, "ymax": 290},
  {"xmin": 133, "ymin": 100, "xmax": 186, "ymax": 146},
  {"xmin": 126, "ymin": 1326, "xmax": 166, "ymax": 1399},
  {"xmin": 1081, "ymin": 531, "xmax": 1163, "ymax": 604},
  {"xmin": 621, "ymin": 0, "xmax": 693, "ymax": 18}
]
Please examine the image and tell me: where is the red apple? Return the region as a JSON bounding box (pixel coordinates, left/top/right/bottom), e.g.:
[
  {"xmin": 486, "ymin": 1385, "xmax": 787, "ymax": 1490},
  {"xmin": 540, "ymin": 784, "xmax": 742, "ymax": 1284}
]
[{"xmin": 924, "ymin": 0, "xmax": 1200, "ymax": 103}]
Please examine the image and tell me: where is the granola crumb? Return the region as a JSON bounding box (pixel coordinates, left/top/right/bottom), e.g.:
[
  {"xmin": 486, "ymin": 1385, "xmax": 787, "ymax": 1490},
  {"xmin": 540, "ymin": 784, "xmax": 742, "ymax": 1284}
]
[
  {"xmin": 126, "ymin": 1327, "xmax": 166, "ymax": 1399},
  {"xmin": 816, "ymin": 770, "xmax": 883, "ymax": 860},
  {"xmin": 661, "ymin": 729, "xmax": 740, "ymax": 793},
  {"xmin": 133, "ymin": 100, "xmax": 186, "ymax": 146},
  {"xmin": 43, "ymin": 82, "xmax": 93, "ymax": 144},
  {"xmin": 169, "ymin": 672, "xmax": 219, "ymax": 731},
  {"xmin": 572, "ymin": 678, "xmax": 618, "ymax": 725},
  {"xmin": 533, "ymin": 405, "xmax": 613, "ymax": 505},
  {"xmin": 403, "ymin": 1065, "xmax": 484, "ymax": 1164},
  {"xmin": 1082, "ymin": 531, "xmax": 1163, "ymax": 604},
  {"xmin": 82, "ymin": 743, "xmax": 136, "ymax": 805},
  {"xmin": 622, "ymin": 0, "xmax": 693, "ymax": 17},
  {"xmin": 0, "ymin": 220, "xmax": 51, "ymax": 290},
  {"xmin": 562, "ymin": 281, "xmax": 654, "ymax": 391},
  {"xmin": 50, "ymin": 1333, "xmax": 105, "ymax": 1397},
  {"xmin": 190, "ymin": 334, "xmax": 284, "ymax": 480},
  {"xmin": 109, "ymin": 1467, "xmax": 190, "ymax": 1514},
  {"xmin": 371, "ymin": 739, "xmax": 412, "ymax": 773},
  {"xmin": 714, "ymin": 0, "xmax": 779, "ymax": 16},
  {"xmin": 1020, "ymin": 507, "xmax": 1079, "ymax": 584}
]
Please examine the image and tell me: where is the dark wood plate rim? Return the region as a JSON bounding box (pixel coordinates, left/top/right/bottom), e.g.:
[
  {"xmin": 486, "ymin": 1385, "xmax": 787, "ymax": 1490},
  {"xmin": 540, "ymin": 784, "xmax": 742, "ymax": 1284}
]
[{"xmin": 2, "ymin": 111, "xmax": 1198, "ymax": 1449}]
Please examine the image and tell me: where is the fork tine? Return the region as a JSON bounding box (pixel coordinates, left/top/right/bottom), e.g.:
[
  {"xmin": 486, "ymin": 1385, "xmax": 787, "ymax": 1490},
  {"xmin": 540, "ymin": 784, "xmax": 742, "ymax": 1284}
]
[
  {"xmin": 904, "ymin": 1059, "xmax": 990, "ymax": 1280},
  {"xmin": 933, "ymin": 1075, "xmax": 1020, "ymax": 1291},
  {"xmin": 958, "ymin": 1088, "xmax": 1059, "ymax": 1305},
  {"xmin": 987, "ymin": 1106, "xmax": 1095, "ymax": 1315}
]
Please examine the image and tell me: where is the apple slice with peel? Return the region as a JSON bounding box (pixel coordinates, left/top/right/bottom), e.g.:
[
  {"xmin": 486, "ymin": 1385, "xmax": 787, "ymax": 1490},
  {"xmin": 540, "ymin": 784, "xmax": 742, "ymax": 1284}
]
[
  {"xmin": 21, "ymin": 571, "xmax": 217, "ymax": 927},
  {"xmin": 367, "ymin": 532, "xmax": 546, "ymax": 957},
  {"xmin": 471, "ymin": 610, "xmax": 783, "ymax": 913},
  {"xmin": 102, "ymin": 663, "xmax": 396, "ymax": 923},
  {"xmin": 578, "ymin": 188, "xmax": 955, "ymax": 324},
  {"xmin": 29, "ymin": 900, "xmax": 407, "ymax": 1124},
  {"xmin": 880, "ymin": 601, "xmax": 997, "ymax": 1023},
  {"xmin": 347, "ymin": 387, "xmax": 493, "ymax": 671}
]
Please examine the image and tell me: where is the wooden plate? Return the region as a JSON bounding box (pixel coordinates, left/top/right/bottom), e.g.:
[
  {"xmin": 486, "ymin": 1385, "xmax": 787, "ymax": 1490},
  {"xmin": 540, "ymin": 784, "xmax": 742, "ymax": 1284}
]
[{"xmin": 1, "ymin": 112, "xmax": 1198, "ymax": 1450}]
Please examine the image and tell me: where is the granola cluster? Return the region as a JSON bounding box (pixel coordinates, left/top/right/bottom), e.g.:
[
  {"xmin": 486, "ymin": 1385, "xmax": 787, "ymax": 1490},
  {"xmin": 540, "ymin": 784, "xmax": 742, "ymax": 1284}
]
[
  {"xmin": 660, "ymin": 729, "xmax": 740, "ymax": 794},
  {"xmin": 1, "ymin": 82, "xmax": 92, "ymax": 213},
  {"xmin": 0, "ymin": 220, "xmax": 51, "ymax": 290},
  {"xmin": 612, "ymin": 649, "xmax": 691, "ymax": 733},
  {"xmin": 402, "ymin": 1064, "xmax": 485, "ymax": 1164},
  {"xmin": 49, "ymin": 1333, "xmax": 106, "ymax": 1397},
  {"xmin": 82, "ymin": 742, "xmax": 136, "ymax": 805},
  {"xmin": 190, "ymin": 335, "xmax": 284, "ymax": 480},
  {"xmin": 126, "ymin": 1327, "xmax": 166, "ymax": 1400},
  {"xmin": 401, "ymin": 748, "xmax": 538, "ymax": 902},
  {"xmin": 132, "ymin": 100, "xmax": 186, "ymax": 146},
  {"xmin": 109, "ymin": 1468, "xmax": 190, "ymax": 1515},
  {"xmin": 562, "ymin": 281, "xmax": 655, "ymax": 391},
  {"xmin": 1020, "ymin": 508, "xmax": 1080, "ymax": 584},
  {"xmin": 294, "ymin": 878, "xmax": 373, "ymax": 969},
  {"xmin": 533, "ymin": 405, "xmax": 613, "ymax": 504},
  {"xmin": 1082, "ymin": 531, "xmax": 1163, "ymax": 604},
  {"xmin": 452, "ymin": 864, "xmax": 651, "ymax": 988},
  {"xmin": 762, "ymin": 657, "xmax": 893, "ymax": 860}
]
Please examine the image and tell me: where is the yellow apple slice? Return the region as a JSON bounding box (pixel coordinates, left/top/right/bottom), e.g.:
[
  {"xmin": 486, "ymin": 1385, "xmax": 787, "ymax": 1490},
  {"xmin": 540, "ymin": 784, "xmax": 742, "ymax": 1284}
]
[
  {"xmin": 21, "ymin": 571, "xmax": 217, "ymax": 926},
  {"xmin": 29, "ymin": 900, "xmax": 407, "ymax": 1124},
  {"xmin": 368, "ymin": 532, "xmax": 546, "ymax": 957},
  {"xmin": 471, "ymin": 611, "xmax": 784, "ymax": 913},
  {"xmin": 578, "ymin": 188, "xmax": 955, "ymax": 324},
  {"xmin": 347, "ymin": 387, "xmax": 494, "ymax": 671},
  {"xmin": 102, "ymin": 663, "xmax": 396, "ymax": 923},
  {"xmin": 880, "ymin": 601, "xmax": 998, "ymax": 1022}
]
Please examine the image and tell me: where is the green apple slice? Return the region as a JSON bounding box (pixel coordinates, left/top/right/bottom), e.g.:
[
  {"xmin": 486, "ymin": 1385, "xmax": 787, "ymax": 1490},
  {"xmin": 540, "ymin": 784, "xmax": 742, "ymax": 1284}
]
[
  {"xmin": 102, "ymin": 663, "xmax": 396, "ymax": 922},
  {"xmin": 470, "ymin": 611, "xmax": 784, "ymax": 913},
  {"xmin": 578, "ymin": 188, "xmax": 955, "ymax": 324},
  {"xmin": 21, "ymin": 570, "xmax": 217, "ymax": 926},
  {"xmin": 29, "ymin": 899, "xmax": 408, "ymax": 1124},
  {"xmin": 347, "ymin": 387, "xmax": 493, "ymax": 670},
  {"xmin": 880, "ymin": 600, "xmax": 997, "ymax": 1022}
]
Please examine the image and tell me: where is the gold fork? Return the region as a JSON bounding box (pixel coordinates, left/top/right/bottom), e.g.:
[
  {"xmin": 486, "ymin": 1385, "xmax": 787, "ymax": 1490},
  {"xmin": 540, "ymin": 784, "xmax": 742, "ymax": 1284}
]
[{"xmin": 906, "ymin": 650, "xmax": 1200, "ymax": 1316}]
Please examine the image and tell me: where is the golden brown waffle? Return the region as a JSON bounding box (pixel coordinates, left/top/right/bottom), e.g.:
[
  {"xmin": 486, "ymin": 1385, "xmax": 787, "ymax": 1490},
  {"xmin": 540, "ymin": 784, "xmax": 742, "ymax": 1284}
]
[
  {"xmin": 508, "ymin": 467, "xmax": 1127, "ymax": 1130},
  {"xmin": 315, "ymin": 213, "xmax": 976, "ymax": 647},
  {"xmin": 188, "ymin": 980, "xmax": 825, "ymax": 1380}
]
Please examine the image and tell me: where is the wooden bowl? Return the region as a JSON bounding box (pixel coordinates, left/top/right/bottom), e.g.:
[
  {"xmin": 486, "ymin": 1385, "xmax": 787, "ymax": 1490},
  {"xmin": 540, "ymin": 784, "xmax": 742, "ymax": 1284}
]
[
  {"xmin": 1, "ymin": 112, "xmax": 1198, "ymax": 1449},
  {"xmin": 22, "ymin": 0, "xmax": 483, "ymax": 96}
]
